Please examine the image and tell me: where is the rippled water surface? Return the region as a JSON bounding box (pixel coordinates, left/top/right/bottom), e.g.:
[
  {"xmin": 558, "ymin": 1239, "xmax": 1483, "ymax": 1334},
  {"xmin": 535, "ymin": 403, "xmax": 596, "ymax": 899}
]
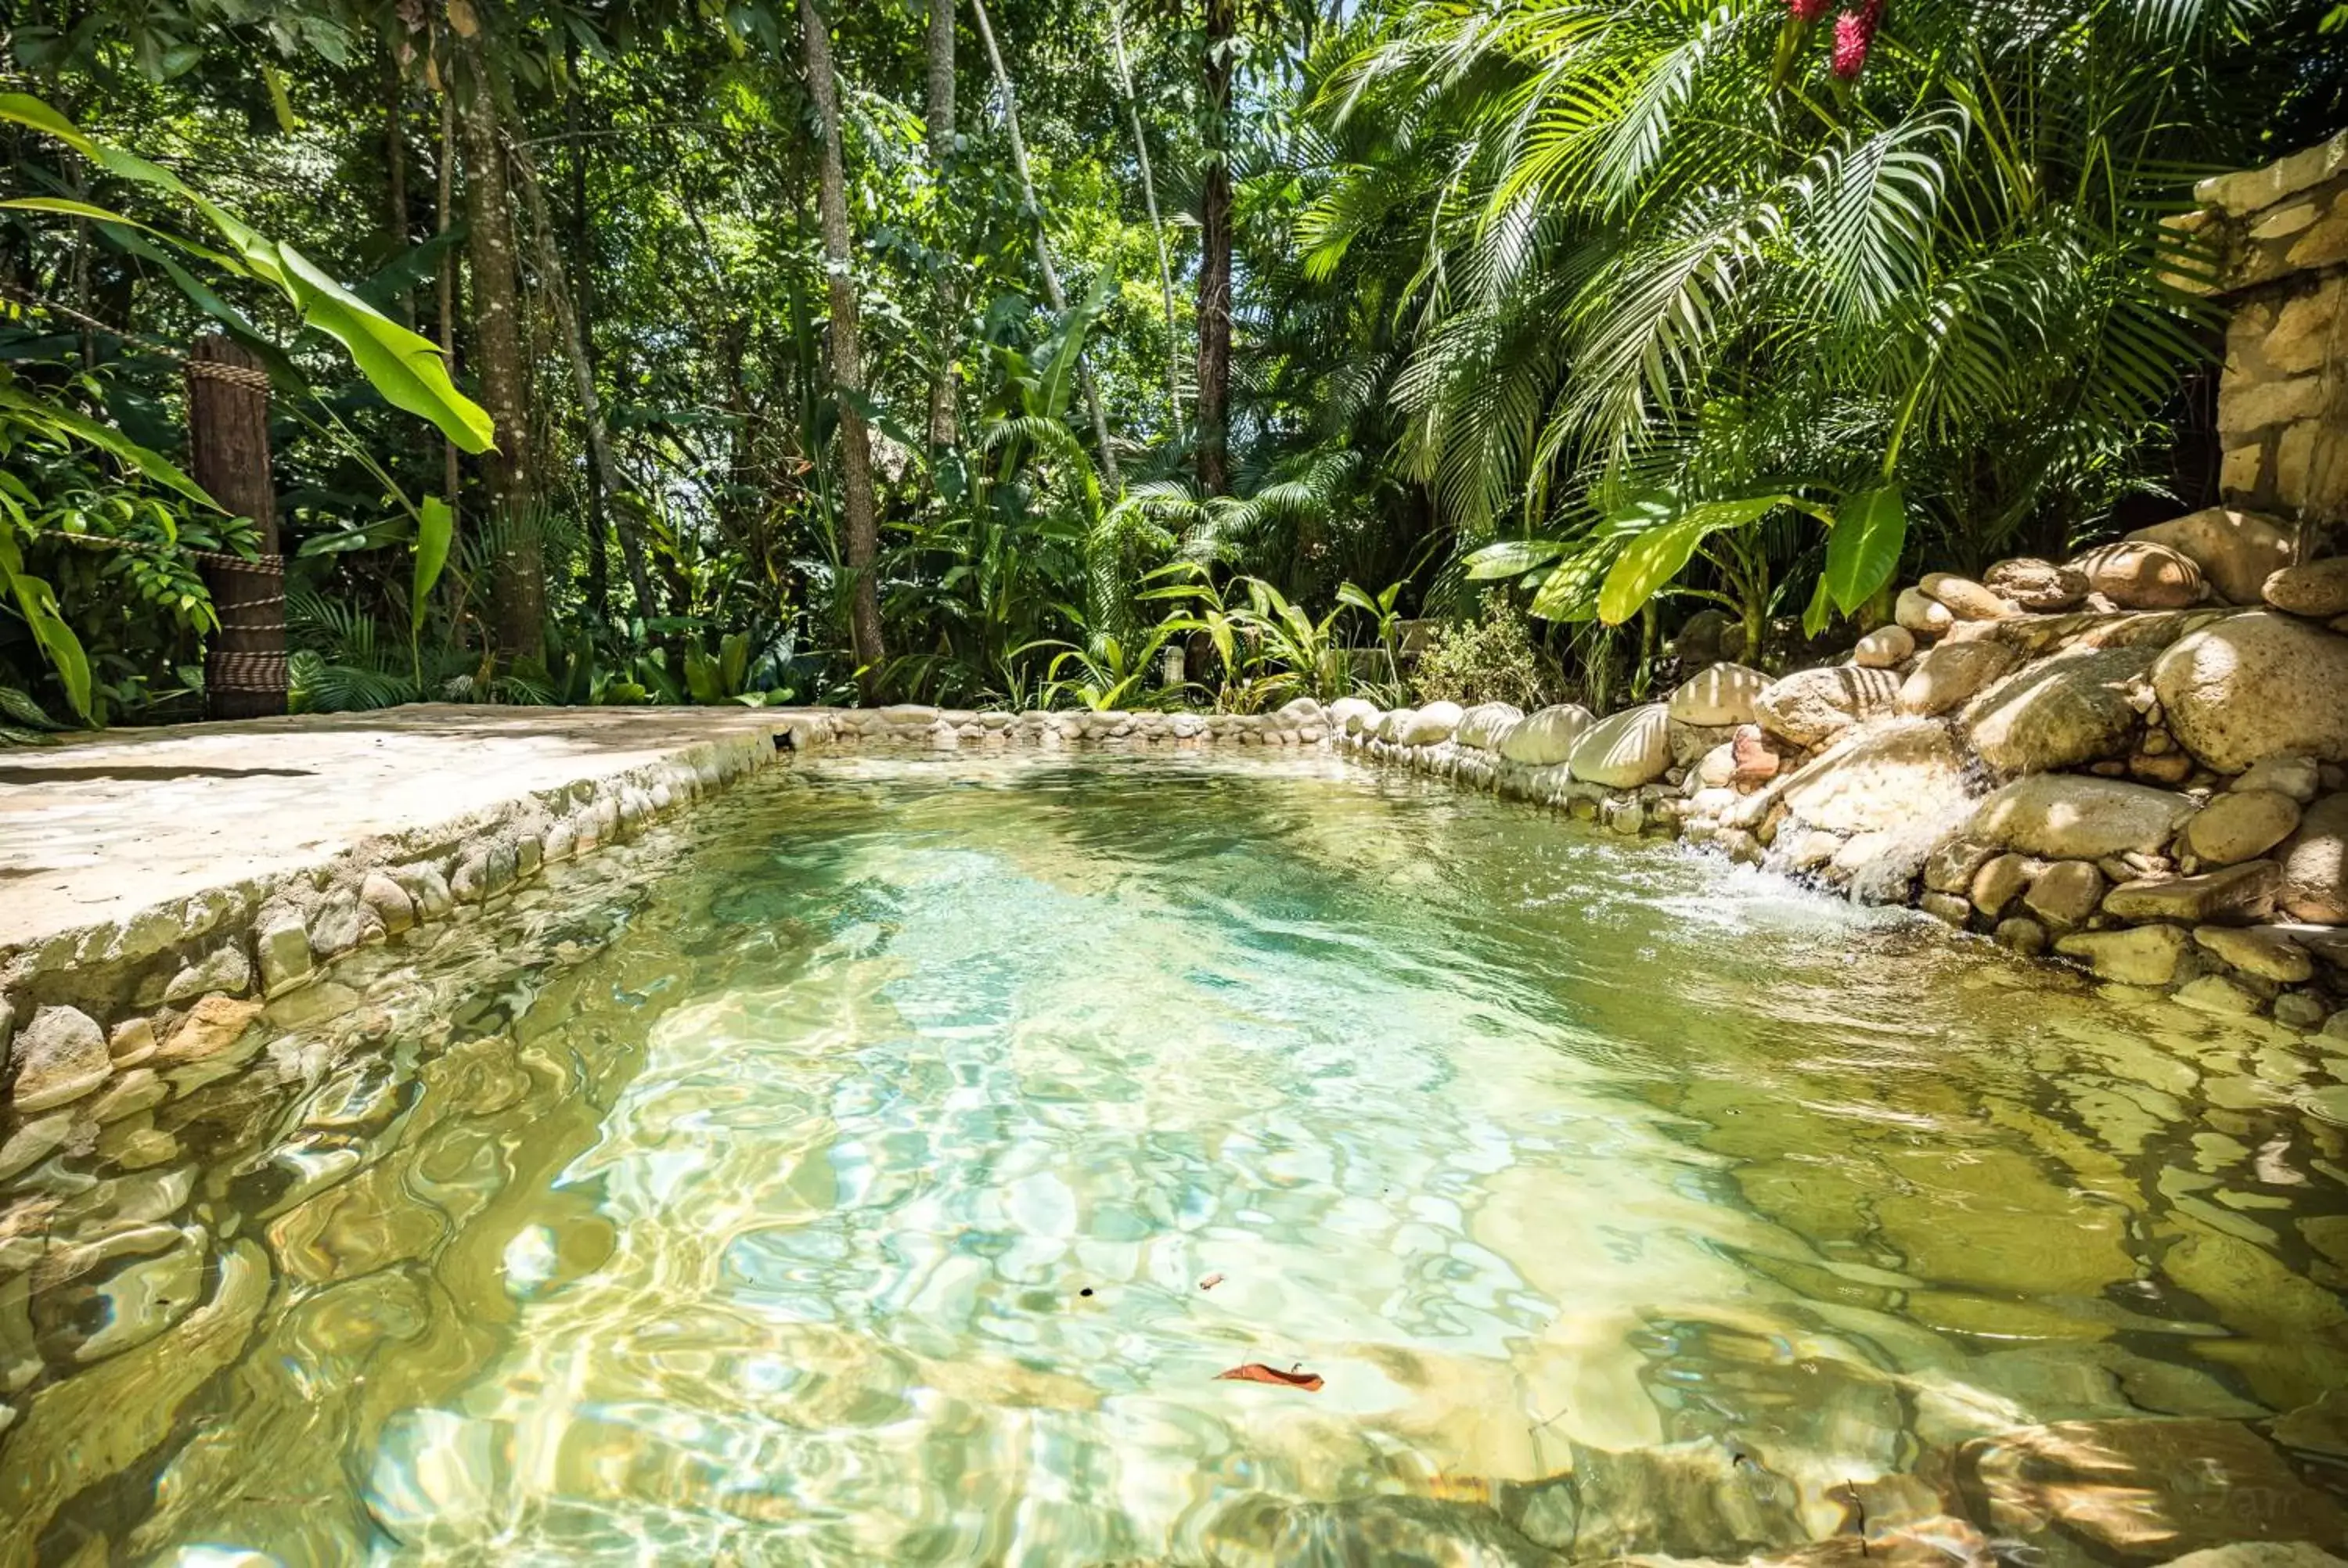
[{"xmin": 13, "ymin": 751, "xmax": 2348, "ymax": 1563}]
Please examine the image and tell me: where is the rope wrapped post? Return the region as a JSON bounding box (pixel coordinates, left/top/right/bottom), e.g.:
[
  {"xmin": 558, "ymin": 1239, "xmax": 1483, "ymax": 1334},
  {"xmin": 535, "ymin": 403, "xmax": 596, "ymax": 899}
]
[{"xmin": 185, "ymin": 336, "xmax": 287, "ymax": 719}]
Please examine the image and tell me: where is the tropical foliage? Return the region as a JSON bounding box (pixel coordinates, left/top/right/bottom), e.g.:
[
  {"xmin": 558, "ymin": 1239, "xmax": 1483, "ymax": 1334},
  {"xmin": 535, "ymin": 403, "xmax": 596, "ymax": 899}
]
[{"xmin": 0, "ymin": 0, "xmax": 2339, "ymax": 728}]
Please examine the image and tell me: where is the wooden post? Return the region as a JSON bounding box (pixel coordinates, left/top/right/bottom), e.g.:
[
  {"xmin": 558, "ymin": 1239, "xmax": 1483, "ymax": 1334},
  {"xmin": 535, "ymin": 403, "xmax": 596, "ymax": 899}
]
[{"xmin": 186, "ymin": 335, "xmax": 287, "ymax": 720}]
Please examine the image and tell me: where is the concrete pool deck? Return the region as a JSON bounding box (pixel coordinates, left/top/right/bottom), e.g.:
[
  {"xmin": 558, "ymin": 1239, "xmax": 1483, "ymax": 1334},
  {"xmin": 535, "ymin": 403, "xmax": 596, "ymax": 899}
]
[{"xmin": 0, "ymin": 704, "xmax": 819, "ymax": 953}]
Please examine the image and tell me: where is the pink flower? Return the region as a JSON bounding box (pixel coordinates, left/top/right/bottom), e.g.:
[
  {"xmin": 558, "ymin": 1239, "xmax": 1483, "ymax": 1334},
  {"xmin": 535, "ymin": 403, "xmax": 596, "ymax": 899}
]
[
  {"xmin": 1831, "ymin": 0, "xmax": 1882, "ymax": 77},
  {"xmin": 1789, "ymin": 0, "xmax": 1831, "ymax": 22}
]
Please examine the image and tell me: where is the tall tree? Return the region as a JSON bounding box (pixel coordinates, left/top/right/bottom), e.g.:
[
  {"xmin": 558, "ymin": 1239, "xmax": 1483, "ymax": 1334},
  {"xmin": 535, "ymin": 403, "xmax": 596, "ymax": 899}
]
[
  {"xmin": 924, "ymin": 0, "xmax": 960, "ymax": 451},
  {"xmin": 801, "ymin": 0, "xmax": 888, "ymax": 696},
  {"xmin": 448, "ymin": 2, "xmax": 542, "ymax": 660},
  {"xmin": 1110, "ymin": 0, "xmax": 1183, "ymax": 443},
  {"xmin": 1195, "ymin": 0, "xmax": 1234, "ymax": 495}
]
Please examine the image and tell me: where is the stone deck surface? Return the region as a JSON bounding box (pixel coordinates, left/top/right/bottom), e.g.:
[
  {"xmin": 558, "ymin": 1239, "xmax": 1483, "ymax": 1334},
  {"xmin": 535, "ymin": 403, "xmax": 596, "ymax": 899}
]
[{"xmin": 0, "ymin": 705, "xmax": 801, "ymax": 950}]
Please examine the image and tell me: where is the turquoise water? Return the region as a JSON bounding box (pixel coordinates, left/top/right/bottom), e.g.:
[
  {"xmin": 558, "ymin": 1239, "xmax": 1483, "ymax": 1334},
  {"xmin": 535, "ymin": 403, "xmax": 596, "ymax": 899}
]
[{"xmin": 9, "ymin": 751, "xmax": 2347, "ymax": 1563}]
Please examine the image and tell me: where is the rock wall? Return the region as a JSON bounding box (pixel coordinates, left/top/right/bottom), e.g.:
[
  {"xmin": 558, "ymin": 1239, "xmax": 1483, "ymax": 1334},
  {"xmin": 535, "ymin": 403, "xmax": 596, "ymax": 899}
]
[
  {"xmin": 1329, "ymin": 526, "xmax": 2348, "ymax": 1038},
  {"xmin": 2186, "ymin": 130, "xmax": 2348, "ymax": 523}
]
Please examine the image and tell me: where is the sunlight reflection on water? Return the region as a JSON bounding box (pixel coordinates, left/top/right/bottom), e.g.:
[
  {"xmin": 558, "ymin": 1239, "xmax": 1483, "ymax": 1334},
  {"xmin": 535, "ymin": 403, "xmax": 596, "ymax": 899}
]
[{"xmin": 21, "ymin": 751, "xmax": 2348, "ymax": 1564}]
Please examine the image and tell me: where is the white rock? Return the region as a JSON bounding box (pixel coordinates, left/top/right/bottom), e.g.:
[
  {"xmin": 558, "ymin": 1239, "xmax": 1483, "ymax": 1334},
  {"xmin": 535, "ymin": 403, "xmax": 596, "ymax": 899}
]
[
  {"xmin": 1666, "ymin": 663, "xmax": 1768, "ymax": 727},
  {"xmin": 1567, "ymin": 704, "xmax": 1672, "ymax": 789},
  {"xmin": 1753, "ymin": 666, "xmax": 1901, "ymax": 749},
  {"xmin": 1453, "ymin": 702, "xmax": 1524, "ymax": 752},
  {"xmin": 1849, "ymin": 625, "xmax": 1914, "ymax": 668},
  {"xmin": 1397, "ymin": 701, "xmax": 1464, "ymax": 746},
  {"xmin": 1968, "ymin": 774, "xmax": 2195, "ymax": 859},
  {"xmin": 1499, "ymin": 704, "xmax": 1595, "ymax": 766},
  {"xmin": 2153, "ymin": 611, "xmax": 2348, "ymax": 773},
  {"xmin": 7, "ymin": 1005, "xmax": 110, "ymax": 1112},
  {"xmin": 1896, "ymin": 586, "xmax": 1954, "ymax": 637}
]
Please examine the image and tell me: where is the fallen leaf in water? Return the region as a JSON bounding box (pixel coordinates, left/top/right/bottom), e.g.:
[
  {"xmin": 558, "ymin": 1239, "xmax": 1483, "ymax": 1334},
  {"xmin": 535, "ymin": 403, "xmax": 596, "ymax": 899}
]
[
  {"xmin": 1199, "ymin": 1273, "xmax": 1224, "ymax": 1290},
  {"xmin": 1215, "ymin": 1363, "xmax": 1323, "ymax": 1392}
]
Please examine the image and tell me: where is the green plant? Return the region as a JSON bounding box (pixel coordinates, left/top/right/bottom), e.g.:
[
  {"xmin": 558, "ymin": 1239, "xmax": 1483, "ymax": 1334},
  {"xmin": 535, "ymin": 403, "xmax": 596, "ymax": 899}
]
[{"xmin": 1409, "ymin": 595, "xmax": 1565, "ymax": 711}]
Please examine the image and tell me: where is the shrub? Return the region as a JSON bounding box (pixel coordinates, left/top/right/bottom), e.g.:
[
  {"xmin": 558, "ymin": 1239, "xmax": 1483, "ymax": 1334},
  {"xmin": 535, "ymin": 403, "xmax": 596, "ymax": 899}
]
[{"xmin": 1408, "ymin": 596, "xmax": 1565, "ymax": 710}]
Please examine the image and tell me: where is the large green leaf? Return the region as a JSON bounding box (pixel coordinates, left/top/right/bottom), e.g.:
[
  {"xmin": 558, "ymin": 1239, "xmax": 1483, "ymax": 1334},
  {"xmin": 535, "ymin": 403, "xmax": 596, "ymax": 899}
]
[
  {"xmin": 0, "ymin": 529, "xmax": 92, "ymax": 720},
  {"xmin": 1462, "ymin": 538, "xmax": 1568, "ymax": 580},
  {"xmin": 0, "ymin": 378, "xmax": 220, "ymax": 511},
  {"xmin": 1821, "ymin": 482, "xmax": 1907, "ymax": 614},
  {"xmin": 0, "ymin": 94, "xmax": 495, "ymax": 455},
  {"xmin": 1037, "ymin": 264, "xmax": 1118, "ymax": 423},
  {"xmin": 411, "ymin": 496, "xmax": 454, "ymax": 635},
  {"xmin": 1595, "ymin": 494, "xmax": 1788, "ymax": 625}
]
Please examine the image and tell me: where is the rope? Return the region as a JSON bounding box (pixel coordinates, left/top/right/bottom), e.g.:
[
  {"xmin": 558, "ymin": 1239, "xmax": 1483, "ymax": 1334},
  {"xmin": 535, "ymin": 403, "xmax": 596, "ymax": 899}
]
[{"xmin": 185, "ymin": 356, "xmax": 272, "ymax": 393}]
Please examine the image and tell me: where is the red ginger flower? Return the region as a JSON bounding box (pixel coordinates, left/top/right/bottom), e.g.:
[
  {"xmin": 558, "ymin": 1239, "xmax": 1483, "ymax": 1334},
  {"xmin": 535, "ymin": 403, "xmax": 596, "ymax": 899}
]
[
  {"xmin": 1831, "ymin": 0, "xmax": 1883, "ymax": 77},
  {"xmin": 1789, "ymin": 0, "xmax": 1831, "ymax": 20}
]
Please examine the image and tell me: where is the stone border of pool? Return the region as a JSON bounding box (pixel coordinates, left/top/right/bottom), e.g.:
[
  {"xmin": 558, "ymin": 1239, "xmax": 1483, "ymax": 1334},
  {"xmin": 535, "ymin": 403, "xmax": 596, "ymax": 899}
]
[{"xmin": 0, "ymin": 703, "xmax": 1341, "ymax": 1123}]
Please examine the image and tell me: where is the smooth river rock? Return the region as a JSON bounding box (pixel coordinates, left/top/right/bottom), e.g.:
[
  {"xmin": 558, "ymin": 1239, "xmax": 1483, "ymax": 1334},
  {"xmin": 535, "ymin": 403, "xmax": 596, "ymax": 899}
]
[
  {"xmin": 2073, "ymin": 539, "xmax": 2208, "ymax": 609},
  {"xmin": 1500, "ymin": 704, "xmax": 1594, "ymax": 766},
  {"xmin": 2056, "ymin": 925, "xmax": 2198, "ymax": 986},
  {"xmin": 1753, "ymin": 666, "xmax": 1901, "ymax": 749},
  {"xmin": 1896, "ymin": 586, "xmax": 1955, "ymax": 637},
  {"xmin": 1968, "ymin": 774, "xmax": 2195, "ymax": 859},
  {"xmin": 1666, "ymin": 663, "xmax": 1767, "ymax": 727},
  {"xmin": 1452, "ymin": 701, "xmax": 1522, "ymax": 751},
  {"xmin": 2195, "ymin": 925, "xmax": 2314, "ymax": 983},
  {"xmin": 1567, "ymin": 704, "xmax": 1672, "ymax": 789},
  {"xmin": 2129, "ymin": 506, "xmax": 2299, "ymax": 606},
  {"xmin": 1325, "ymin": 696, "xmax": 1378, "ymax": 736},
  {"xmin": 2153, "ymin": 612, "xmax": 2348, "ymax": 772},
  {"xmin": 2103, "ymin": 860, "xmax": 2281, "ymax": 924},
  {"xmin": 2182, "ymin": 789, "xmax": 2302, "ymax": 865},
  {"xmin": 1919, "ymin": 572, "xmax": 2015, "ymax": 620},
  {"xmin": 1397, "ymin": 700, "xmax": 1465, "ymax": 747},
  {"xmin": 1962, "ymin": 644, "xmax": 2156, "ymax": 775},
  {"xmin": 1849, "ymin": 625, "xmax": 1914, "ymax": 668},
  {"xmin": 2278, "ymin": 793, "xmax": 2348, "ymax": 924},
  {"xmin": 8, "ymin": 1005, "xmax": 111, "ymax": 1113},
  {"xmin": 2264, "ymin": 557, "xmax": 2348, "ymax": 618},
  {"xmin": 1898, "ymin": 639, "xmax": 2022, "ymax": 717},
  {"xmin": 1983, "ymin": 556, "xmax": 2089, "ymax": 611}
]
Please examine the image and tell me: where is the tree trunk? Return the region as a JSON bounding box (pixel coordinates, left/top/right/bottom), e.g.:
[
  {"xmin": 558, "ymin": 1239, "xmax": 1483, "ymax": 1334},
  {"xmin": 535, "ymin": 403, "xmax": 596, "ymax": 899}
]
[
  {"xmin": 509, "ymin": 128, "xmax": 656, "ymax": 625},
  {"xmin": 436, "ymin": 32, "xmax": 461, "ymax": 523},
  {"xmin": 1110, "ymin": 0, "xmax": 1182, "ymax": 443},
  {"xmin": 187, "ymin": 336, "xmax": 286, "ymax": 719},
  {"xmin": 924, "ymin": 0, "xmax": 960, "ymax": 452},
  {"xmin": 386, "ymin": 46, "xmax": 412, "ymax": 329},
  {"xmin": 1196, "ymin": 0, "xmax": 1235, "ymax": 496},
  {"xmin": 451, "ymin": 8, "xmax": 542, "ymax": 662},
  {"xmin": 969, "ymin": 0, "xmax": 1120, "ymax": 487},
  {"xmin": 801, "ymin": 0, "xmax": 888, "ymax": 698}
]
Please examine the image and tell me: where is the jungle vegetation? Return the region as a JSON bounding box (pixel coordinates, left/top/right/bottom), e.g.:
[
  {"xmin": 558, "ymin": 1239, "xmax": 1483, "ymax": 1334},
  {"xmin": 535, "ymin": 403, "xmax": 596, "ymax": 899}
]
[{"xmin": 1, "ymin": 0, "xmax": 2343, "ymax": 728}]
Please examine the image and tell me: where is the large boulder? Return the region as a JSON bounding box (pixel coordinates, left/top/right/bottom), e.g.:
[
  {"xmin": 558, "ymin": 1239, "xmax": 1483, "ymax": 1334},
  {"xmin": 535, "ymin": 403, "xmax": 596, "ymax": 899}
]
[
  {"xmin": 1325, "ymin": 696, "xmax": 1379, "ymax": 735},
  {"xmin": 2152, "ymin": 612, "xmax": 2348, "ymax": 773},
  {"xmin": 1898, "ymin": 639, "xmax": 2022, "ymax": 717},
  {"xmin": 2073, "ymin": 539, "xmax": 2206, "ymax": 609},
  {"xmin": 1983, "ymin": 557, "xmax": 2089, "ymax": 612},
  {"xmin": 2055, "ymin": 925, "xmax": 2199, "ymax": 985},
  {"xmin": 1374, "ymin": 708, "xmax": 1417, "ymax": 743},
  {"xmin": 1752, "ymin": 666, "xmax": 1901, "ymax": 749},
  {"xmin": 1567, "ymin": 703, "xmax": 1672, "ymax": 788},
  {"xmin": 2129, "ymin": 506, "xmax": 2299, "ymax": 606},
  {"xmin": 1961, "ymin": 644, "xmax": 2156, "ymax": 775},
  {"xmin": 2182, "ymin": 789, "xmax": 2302, "ymax": 866},
  {"xmin": 1778, "ymin": 721, "xmax": 1975, "ymax": 836},
  {"xmin": 1395, "ymin": 700, "xmax": 1464, "ymax": 746},
  {"xmin": 1499, "ymin": 703, "xmax": 1594, "ymax": 766},
  {"xmin": 1968, "ymin": 774, "xmax": 2195, "ymax": 859},
  {"xmin": 2278, "ymin": 793, "xmax": 2348, "ymax": 924},
  {"xmin": 1453, "ymin": 701, "xmax": 1523, "ymax": 752},
  {"xmin": 1666, "ymin": 662, "xmax": 1767, "ymax": 727},
  {"xmin": 2265, "ymin": 558, "xmax": 2348, "ymax": 619}
]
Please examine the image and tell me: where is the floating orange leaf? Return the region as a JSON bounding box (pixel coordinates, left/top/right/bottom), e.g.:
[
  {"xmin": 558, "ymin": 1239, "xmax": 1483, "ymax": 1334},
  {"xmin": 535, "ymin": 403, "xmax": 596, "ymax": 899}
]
[
  {"xmin": 1215, "ymin": 1363, "xmax": 1323, "ymax": 1392},
  {"xmin": 1199, "ymin": 1273, "xmax": 1224, "ymax": 1290}
]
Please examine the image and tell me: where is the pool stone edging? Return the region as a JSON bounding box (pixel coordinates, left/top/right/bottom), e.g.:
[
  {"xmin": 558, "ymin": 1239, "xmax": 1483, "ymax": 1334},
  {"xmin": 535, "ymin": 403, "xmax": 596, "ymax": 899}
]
[{"xmin": 0, "ymin": 716, "xmax": 837, "ymax": 1131}]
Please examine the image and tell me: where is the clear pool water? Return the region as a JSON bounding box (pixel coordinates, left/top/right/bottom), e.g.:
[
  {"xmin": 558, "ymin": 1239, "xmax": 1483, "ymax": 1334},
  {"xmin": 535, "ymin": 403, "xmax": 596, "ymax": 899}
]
[{"xmin": 11, "ymin": 751, "xmax": 2348, "ymax": 1563}]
